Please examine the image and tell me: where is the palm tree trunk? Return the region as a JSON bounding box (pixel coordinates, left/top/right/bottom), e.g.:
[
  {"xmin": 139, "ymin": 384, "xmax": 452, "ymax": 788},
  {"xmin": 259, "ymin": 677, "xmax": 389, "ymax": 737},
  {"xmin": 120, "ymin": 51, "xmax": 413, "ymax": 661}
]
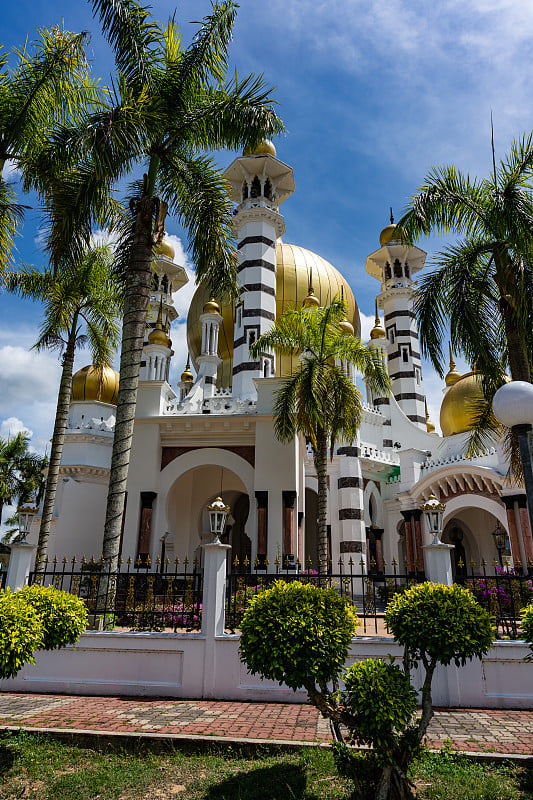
[
  {"xmin": 35, "ymin": 323, "xmax": 77, "ymax": 572},
  {"xmin": 314, "ymin": 427, "xmax": 329, "ymax": 565},
  {"xmin": 101, "ymin": 195, "xmax": 160, "ymax": 570},
  {"xmin": 501, "ymin": 300, "xmax": 531, "ymax": 382}
]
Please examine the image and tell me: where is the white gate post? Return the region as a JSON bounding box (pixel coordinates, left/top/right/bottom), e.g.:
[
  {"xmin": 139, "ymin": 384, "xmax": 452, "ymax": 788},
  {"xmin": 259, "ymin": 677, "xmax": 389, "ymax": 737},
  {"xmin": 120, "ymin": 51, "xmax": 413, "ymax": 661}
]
[
  {"xmin": 6, "ymin": 542, "xmax": 36, "ymax": 591},
  {"xmin": 201, "ymin": 540, "xmax": 231, "ymax": 697},
  {"xmin": 422, "ymin": 542, "xmax": 454, "ymax": 585}
]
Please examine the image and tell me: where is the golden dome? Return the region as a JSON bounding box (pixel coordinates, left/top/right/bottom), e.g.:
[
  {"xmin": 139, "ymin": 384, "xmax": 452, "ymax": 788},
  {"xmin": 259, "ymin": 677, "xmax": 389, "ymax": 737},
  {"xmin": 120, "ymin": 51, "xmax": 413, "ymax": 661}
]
[
  {"xmin": 155, "ymin": 236, "xmax": 175, "ymax": 260},
  {"xmin": 243, "ymin": 139, "xmax": 277, "ymax": 157},
  {"xmin": 148, "ymin": 327, "xmax": 169, "ymax": 346},
  {"xmin": 303, "ymin": 286, "xmax": 320, "ymax": 308},
  {"xmin": 71, "ymin": 364, "xmax": 119, "ymax": 405},
  {"xmin": 187, "ymin": 242, "xmax": 360, "ymax": 388},
  {"xmin": 203, "ymin": 297, "xmax": 221, "ymax": 315},
  {"xmin": 370, "ymin": 300, "xmax": 386, "ymax": 340},
  {"xmin": 180, "ymin": 355, "xmax": 194, "ymax": 383},
  {"xmin": 379, "ymin": 209, "xmax": 405, "ymax": 247},
  {"xmin": 339, "ymin": 318, "xmax": 355, "ymax": 336},
  {"xmin": 425, "ymin": 401, "xmax": 436, "ymax": 433},
  {"xmin": 440, "ymin": 371, "xmax": 484, "ymax": 437}
]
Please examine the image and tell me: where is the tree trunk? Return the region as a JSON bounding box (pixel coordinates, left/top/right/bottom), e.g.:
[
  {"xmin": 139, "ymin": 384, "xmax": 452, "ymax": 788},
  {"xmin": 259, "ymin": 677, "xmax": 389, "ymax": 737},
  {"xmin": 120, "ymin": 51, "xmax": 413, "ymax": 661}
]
[
  {"xmin": 495, "ymin": 249, "xmax": 531, "ymax": 382},
  {"xmin": 101, "ymin": 195, "xmax": 163, "ymax": 570},
  {"xmin": 35, "ymin": 326, "xmax": 77, "ymax": 572},
  {"xmin": 314, "ymin": 426, "xmax": 329, "ymax": 565}
]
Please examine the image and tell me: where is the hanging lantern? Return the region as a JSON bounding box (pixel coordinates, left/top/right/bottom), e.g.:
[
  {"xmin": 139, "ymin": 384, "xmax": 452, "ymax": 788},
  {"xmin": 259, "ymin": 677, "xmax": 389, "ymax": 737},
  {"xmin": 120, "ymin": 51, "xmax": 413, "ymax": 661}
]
[
  {"xmin": 491, "ymin": 521, "xmax": 508, "ymax": 553},
  {"xmin": 17, "ymin": 501, "xmax": 39, "ymax": 542},
  {"xmin": 206, "ymin": 496, "xmax": 230, "ymax": 542},
  {"xmin": 420, "ymin": 494, "xmax": 445, "ymax": 544}
]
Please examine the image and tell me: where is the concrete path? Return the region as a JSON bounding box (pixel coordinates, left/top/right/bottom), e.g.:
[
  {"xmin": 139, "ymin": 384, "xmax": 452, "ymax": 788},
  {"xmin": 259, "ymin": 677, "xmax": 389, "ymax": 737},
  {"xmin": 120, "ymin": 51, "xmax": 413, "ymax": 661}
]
[{"xmin": 0, "ymin": 693, "xmax": 532, "ymax": 756}]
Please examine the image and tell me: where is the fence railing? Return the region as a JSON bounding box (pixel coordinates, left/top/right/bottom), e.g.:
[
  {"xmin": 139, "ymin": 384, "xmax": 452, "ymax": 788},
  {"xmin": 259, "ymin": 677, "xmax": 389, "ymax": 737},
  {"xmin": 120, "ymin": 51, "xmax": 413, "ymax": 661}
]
[
  {"xmin": 454, "ymin": 559, "xmax": 533, "ymax": 639},
  {"xmin": 29, "ymin": 555, "xmax": 203, "ymax": 632},
  {"xmin": 225, "ymin": 555, "xmax": 425, "ymax": 635}
]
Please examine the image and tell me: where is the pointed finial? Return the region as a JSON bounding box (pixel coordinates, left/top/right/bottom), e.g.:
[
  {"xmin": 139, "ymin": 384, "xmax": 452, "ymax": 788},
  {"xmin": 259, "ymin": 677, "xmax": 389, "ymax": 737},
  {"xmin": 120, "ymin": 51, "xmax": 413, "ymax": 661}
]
[
  {"xmin": 156, "ymin": 296, "xmax": 164, "ymax": 329},
  {"xmin": 375, "ymin": 297, "xmax": 380, "ymax": 324},
  {"xmin": 390, "ymin": 207, "xmax": 394, "ymax": 224},
  {"xmin": 448, "ymin": 342, "xmax": 456, "ymax": 370},
  {"xmin": 445, "ymin": 341, "xmax": 462, "ymax": 387}
]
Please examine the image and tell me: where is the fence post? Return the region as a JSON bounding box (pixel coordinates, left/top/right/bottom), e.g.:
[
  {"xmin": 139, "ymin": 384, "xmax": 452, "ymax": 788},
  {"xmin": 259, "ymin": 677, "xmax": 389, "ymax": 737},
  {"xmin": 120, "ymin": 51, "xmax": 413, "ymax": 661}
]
[
  {"xmin": 6, "ymin": 542, "xmax": 36, "ymax": 590},
  {"xmin": 201, "ymin": 540, "xmax": 231, "ymax": 698},
  {"xmin": 422, "ymin": 542, "xmax": 454, "ymax": 585}
]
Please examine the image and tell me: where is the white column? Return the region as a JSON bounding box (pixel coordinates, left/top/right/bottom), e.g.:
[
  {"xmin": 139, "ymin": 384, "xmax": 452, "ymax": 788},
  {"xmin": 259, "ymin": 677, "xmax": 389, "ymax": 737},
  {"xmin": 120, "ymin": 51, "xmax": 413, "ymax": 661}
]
[
  {"xmin": 201, "ymin": 540, "xmax": 231, "ymax": 698},
  {"xmin": 423, "ymin": 542, "xmax": 454, "ymax": 585},
  {"xmin": 6, "ymin": 542, "xmax": 36, "ymax": 590}
]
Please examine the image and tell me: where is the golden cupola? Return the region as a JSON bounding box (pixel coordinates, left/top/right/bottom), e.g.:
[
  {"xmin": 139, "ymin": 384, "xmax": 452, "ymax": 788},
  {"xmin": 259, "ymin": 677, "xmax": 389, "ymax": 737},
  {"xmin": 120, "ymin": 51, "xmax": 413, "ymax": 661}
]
[
  {"xmin": 425, "ymin": 401, "xmax": 436, "ymax": 433},
  {"xmin": 440, "ymin": 369, "xmax": 484, "ymax": 437},
  {"xmin": 187, "ymin": 242, "xmax": 360, "ymax": 388},
  {"xmin": 445, "ymin": 344, "xmax": 462, "ymax": 387},
  {"xmin": 379, "ymin": 208, "xmax": 405, "ymax": 247},
  {"xmin": 71, "ymin": 364, "xmax": 120, "ymax": 405},
  {"xmin": 203, "ymin": 297, "xmax": 221, "ymax": 315},
  {"xmin": 155, "ymin": 235, "xmax": 175, "ymax": 261},
  {"xmin": 180, "ymin": 355, "xmax": 194, "ymax": 383},
  {"xmin": 370, "ymin": 299, "xmax": 386, "ymax": 340},
  {"xmin": 243, "ymin": 139, "xmax": 277, "ymax": 158},
  {"xmin": 148, "ymin": 300, "xmax": 169, "ymax": 346}
]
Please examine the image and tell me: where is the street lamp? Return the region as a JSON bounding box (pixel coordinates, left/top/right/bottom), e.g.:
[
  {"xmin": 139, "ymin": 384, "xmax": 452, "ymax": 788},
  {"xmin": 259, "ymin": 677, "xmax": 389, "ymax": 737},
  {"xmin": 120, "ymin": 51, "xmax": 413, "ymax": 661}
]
[
  {"xmin": 491, "ymin": 521, "xmax": 508, "ymax": 567},
  {"xmin": 16, "ymin": 501, "xmax": 38, "ymax": 543},
  {"xmin": 493, "ymin": 381, "xmax": 533, "ymax": 543},
  {"xmin": 206, "ymin": 496, "xmax": 230, "ymax": 543},
  {"xmin": 420, "ymin": 493, "xmax": 446, "ymax": 545}
]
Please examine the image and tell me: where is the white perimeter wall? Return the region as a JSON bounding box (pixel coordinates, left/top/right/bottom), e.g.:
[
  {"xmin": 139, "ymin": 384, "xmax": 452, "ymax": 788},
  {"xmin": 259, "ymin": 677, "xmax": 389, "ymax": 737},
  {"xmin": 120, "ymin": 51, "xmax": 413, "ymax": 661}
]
[{"xmin": 2, "ymin": 633, "xmax": 531, "ymax": 709}]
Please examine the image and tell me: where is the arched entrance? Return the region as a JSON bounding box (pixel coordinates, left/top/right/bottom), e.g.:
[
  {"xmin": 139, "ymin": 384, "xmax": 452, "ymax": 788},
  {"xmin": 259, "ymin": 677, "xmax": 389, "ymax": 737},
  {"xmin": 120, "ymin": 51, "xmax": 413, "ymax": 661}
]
[{"xmin": 165, "ymin": 465, "xmax": 249, "ymax": 564}]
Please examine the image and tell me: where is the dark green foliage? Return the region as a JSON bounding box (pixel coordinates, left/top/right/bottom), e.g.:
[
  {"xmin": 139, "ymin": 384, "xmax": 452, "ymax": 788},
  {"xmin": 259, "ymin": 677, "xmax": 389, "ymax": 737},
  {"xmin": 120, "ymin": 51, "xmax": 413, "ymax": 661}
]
[
  {"xmin": 0, "ymin": 590, "xmax": 44, "ymax": 679},
  {"xmin": 17, "ymin": 584, "xmax": 87, "ymax": 650},
  {"xmin": 239, "ymin": 580, "xmax": 357, "ymax": 691},
  {"xmin": 521, "ymin": 602, "xmax": 533, "ymax": 660},
  {"xmin": 385, "ymin": 582, "xmax": 494, "ymax": 667},
  {"xmin": 342, "ymin": 659, "xmax": 417, "ymax": 751}
]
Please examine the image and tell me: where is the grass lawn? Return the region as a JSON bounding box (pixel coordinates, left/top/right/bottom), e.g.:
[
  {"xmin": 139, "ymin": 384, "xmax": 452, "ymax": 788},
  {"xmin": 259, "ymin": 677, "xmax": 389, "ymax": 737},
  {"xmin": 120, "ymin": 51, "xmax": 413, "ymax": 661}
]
[{"xmin": 0, "ymin": 732, "xmax": 531, "ymax": 799}]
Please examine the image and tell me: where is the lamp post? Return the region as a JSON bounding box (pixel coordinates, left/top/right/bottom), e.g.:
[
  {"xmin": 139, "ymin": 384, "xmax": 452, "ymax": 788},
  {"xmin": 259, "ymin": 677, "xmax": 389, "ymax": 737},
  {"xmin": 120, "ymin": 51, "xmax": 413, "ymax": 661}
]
[
  {"xmin": 206, "ymin": 496, "xmax": 230, "ymax": 544},
  {"xmin": 491, "ymin": 521, "xmax": 508, "ymax": 567},
  {"xmin": 493, "ymin": 381, "xmax": 533, "ymax": 545},
  {"xmin": 420, "ymin": 493, "xmax": 446, "ymax": 545},
  {"xmin": 16, "ymin": 501, "xmax": 38, "ymax": 543}
]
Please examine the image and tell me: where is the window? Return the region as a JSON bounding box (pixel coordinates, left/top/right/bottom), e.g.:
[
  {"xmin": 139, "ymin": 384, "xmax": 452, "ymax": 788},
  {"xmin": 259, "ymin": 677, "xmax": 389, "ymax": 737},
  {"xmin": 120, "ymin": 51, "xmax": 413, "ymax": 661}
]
[
  {"xmin": 415, "ymin": 368, "xmax": 421, "ymax": 384},
  {"xmin": 387, "ymin": 326, "xmax": 395, "ymax": 344},
  {"xmin": 401, "ymin": 346, "xmax": 409, "ymax": 363},
  {"xmin": 248, "ymin": 330, "xmax": 256, "ymax": 346},
  {"xmin": 236, "ymin": 306, "xmax": 242, "ymax": 328}
]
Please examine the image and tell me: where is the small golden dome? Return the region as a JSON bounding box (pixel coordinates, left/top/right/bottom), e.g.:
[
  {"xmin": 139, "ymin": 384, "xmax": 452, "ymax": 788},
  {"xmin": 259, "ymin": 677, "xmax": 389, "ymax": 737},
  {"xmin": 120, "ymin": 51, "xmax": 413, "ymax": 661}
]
[
  {"xmin": 425, "ymin": 401, "xmax": 436, "ymax": 433},
  {"xmin": 203, "ymin": 297, "xmax": 221, "ymax": 315},
  {"xmin": 71, "ymin": 364, "xmax": 119, "ymax": 405},
  {"xmin": 339, "ymin": 318, "xmax": 354, "ymax": 336},
  {"xmin": 440, "ymin": 371, "xmax": 484, "ymax": 437},
  {"xmin": 155, "ymin": 236, "xmax": 175, "ymax": 260},
  {"xmin": 181, "ymin": 355, "xmax": 194, "ymax": 383},
  {"xmin": 303, "ymin": 286, "xmax": 320, "ymax": 309},
  {"xmin": 148, "ymin": 327, "xmax": 169, "ymax": 346},
  {"xmin": 379, "ymin": 208, "xmax": 404, "ymax": 247},
  {"xmin": 370, "ymin": 322, "xmax": 386, "ymax": 339},
  {"xmin": 243, "ymin": 139, "xmax": 277, "ymax": 158}
]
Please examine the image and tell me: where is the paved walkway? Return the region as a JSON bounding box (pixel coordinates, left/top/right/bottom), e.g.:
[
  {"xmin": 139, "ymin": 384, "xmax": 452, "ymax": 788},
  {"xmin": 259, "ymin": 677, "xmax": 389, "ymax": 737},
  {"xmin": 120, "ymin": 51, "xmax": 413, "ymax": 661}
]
[{"xmin": 0, "ymin": 694, "xmax": 532, "ymax": 756}]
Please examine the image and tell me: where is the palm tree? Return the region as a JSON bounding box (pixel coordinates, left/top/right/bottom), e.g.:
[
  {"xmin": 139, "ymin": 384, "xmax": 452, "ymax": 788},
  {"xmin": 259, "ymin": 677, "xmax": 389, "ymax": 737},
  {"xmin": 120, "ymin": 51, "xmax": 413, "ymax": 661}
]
[
  {"xmin": 0, "ymin": 25, "xmax": 101, "ymax": 273},
  {"xmin": 5, "ymin": 243, "xmax": 122, "ymax": 570},
  {"xmin": 42, "ymin": 0, "xmax": 284, "ymax": 569},
  {"xmin": 0, "ymin": 431, "xmax": 43, "ymax": 526},
  {"xmin": 250, "ymin": 298, "xmax": 391, "ymax": 561}
]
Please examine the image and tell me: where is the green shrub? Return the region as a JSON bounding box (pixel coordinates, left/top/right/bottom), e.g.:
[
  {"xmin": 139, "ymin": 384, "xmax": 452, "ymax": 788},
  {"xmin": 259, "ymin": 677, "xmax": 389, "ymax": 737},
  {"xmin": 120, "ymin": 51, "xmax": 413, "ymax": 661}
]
[
  {"xmin": 343, "ymin": 659, "xmax": 417, "ymax": 750},
  {"xmin": 385, "ymin": 582, "xmax": 493, "ymax": 667},
  {"xmin": 0, "ymin": 590, "xmax": 44, "ymax": 679},
  {"xmin": 240, "ymin": 580, "xmax": 357, "ymax": 691},
  {"xmin": 17, "ymin": 585, "xmax": 88, "ymax": 650},
  {"xmin": 521, "ymin": 602, "xmax": 533, "ymax": 659}
]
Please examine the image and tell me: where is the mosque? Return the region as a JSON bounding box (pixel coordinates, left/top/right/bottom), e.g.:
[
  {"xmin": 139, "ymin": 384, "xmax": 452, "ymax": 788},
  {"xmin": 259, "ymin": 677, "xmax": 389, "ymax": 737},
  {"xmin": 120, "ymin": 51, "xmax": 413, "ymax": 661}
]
[{"xmin": 34, "ymin": 141, "xmax": 533, "ymax": 575}]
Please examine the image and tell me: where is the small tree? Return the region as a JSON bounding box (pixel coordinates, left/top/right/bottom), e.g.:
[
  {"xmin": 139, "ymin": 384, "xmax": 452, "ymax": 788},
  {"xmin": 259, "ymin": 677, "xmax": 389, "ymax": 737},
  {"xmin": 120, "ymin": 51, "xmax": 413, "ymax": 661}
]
[
  {"xmin": 0, "ymin": 586, "xmax": 87, "ymax": 680},
  {"xmin": 522, "ymin": 602, "xmax": 533, "ymax": 660},
  {"xmin": 240, "ymin": 581, "xmax": 493, "ymax": 800}
]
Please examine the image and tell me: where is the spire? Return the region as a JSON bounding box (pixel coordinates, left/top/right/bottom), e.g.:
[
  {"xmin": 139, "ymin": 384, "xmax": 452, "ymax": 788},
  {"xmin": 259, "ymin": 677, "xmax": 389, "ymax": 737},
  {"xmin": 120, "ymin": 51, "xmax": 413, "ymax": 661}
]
[
  {"xmin": 425, "ymin": 400, "xmax": 436, "ymax": 433},
  {"xmin": 445, "ymin": 342, "xmax": 462, "ymax": 387},
  {"xmin": 303, "ymin": 266, "xmax": 320, "ymax": 308},
  {"xmin": 370, "ymin": 298, "xmax": 386, "ymax": 340},
  {"xmin": 180, "ymin": 353, "xmax": 193, "ymax": 383},
  {"xmin": 148, "ymin": 297, "xmax": 169, "ymax": 346},
  {"xmin": 390, "ymin": 207, "xmax": 394, "ymax": 224}
]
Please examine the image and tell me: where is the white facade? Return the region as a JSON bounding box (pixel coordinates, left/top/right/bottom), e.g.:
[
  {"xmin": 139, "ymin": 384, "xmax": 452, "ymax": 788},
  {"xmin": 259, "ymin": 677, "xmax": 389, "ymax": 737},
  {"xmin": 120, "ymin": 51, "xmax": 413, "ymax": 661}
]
[{"xmin": 32, "ymin": 144, "xmax": 532, "ymax": 578}]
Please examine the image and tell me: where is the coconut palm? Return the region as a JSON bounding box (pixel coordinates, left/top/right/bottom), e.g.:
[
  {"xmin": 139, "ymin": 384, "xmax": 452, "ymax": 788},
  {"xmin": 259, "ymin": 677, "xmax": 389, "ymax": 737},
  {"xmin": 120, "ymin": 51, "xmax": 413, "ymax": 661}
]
[
  {"xmin": 250, "ymin": 298, "xmax": 391, "ymax": 561},
  {"xmin": 0, "ymin": 25, "xmax": 102, "ymax": 273},
  {"xmin": 42, "ymin": 0, "xmax": 284, "ymax": 568},
  {"xmin": 0, "ymin": 431, "xmax": 43, "ymax": 526},
  {"xmin": 5, "ymin": 243, "xmax": 122, "ymax": 570}
]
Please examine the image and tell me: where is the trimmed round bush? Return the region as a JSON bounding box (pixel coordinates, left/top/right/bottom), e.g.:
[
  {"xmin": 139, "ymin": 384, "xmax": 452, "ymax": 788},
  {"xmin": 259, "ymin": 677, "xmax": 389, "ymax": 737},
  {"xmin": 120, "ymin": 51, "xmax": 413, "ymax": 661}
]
[
  {"xmin": 385, "ymin": 582, "xmax": 493, "ymax": 667},
  {"xmin": 343, "ymin": 658, "xmax": 417, "ymax": 748},
  {"xmin": 16, "ymin": 585, "xmax": 88, "ymax": 650},
  {"xmin": 240, "ymin": 580, "xmax": 357, "ymax": 690},
  {"xmin": 0, "ymin": 590, "xmax": 44, "ymax": 679}
]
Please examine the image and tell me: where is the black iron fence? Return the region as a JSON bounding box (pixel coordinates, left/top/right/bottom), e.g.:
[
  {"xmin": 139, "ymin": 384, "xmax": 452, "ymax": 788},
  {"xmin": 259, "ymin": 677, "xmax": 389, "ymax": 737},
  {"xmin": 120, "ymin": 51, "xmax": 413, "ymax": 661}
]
[
  {"xmin": 29, "ymin": 555, "xmax": 203, "ymax": 632},
  {"xmin": 225, "ymin": 555, "xmax": 424, "ymax": 634},
  {"xmin": 454, "ymin": 558, "xmax": 533, "ymax": 639}
]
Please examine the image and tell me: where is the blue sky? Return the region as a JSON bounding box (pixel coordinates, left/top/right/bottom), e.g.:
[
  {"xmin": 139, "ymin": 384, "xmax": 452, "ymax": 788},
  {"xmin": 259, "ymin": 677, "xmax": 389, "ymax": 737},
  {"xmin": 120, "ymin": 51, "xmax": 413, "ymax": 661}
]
[{"xmin": 2, "ymin": 0, "xmax": 533, "ymax": 459}]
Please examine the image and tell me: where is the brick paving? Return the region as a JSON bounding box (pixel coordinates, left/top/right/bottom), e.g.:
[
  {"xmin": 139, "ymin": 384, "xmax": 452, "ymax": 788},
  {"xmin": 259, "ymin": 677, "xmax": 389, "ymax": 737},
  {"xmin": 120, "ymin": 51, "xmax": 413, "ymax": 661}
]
[{"xmin": 0, "ymin": 694, "xmax": 532, "ymax": 755}]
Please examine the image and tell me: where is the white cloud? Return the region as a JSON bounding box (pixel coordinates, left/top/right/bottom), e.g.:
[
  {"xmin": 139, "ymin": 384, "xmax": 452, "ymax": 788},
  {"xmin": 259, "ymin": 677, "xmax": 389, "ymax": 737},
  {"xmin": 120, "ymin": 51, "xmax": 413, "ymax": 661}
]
[
  {"xmin": 0, "ymin": 417, "xmax": 32, "ymax": 439},
  {"xmin": 359, "ymin": 311, "xmax": 375, "ymax": 343},
  {"xmin": 3, "ymin": 159, "xmax": 20, "ymax": 178}
]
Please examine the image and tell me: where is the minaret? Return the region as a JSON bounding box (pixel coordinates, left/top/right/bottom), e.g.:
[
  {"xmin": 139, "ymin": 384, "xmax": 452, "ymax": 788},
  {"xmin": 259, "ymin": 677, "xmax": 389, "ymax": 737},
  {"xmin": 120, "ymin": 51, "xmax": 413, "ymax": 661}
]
[
  {"xmin": 365, "ymin": 210, "xmax": 428, "ymax": 428},
  {"xmin": 196, "ymin": 298, "xmax": 223, "ymax": 399},
  {"xmin": 223, "ymin": 140, "xmax": 295, "ymax": 399},
  {"xmin": 140, "ymin": 298, "xmax": 172, "ymax": 381},
  {"xmin": 179, "ymin": 355, "xmax": 194, "ymax": 401}
]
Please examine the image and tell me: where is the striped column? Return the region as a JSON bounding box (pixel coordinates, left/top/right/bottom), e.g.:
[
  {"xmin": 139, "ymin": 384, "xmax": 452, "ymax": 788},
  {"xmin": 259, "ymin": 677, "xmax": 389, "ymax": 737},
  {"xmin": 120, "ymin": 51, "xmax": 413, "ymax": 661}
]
[
  {"xmin": 382, "ymin": 293, "xmax": 426, "ymax": 427},
  {"xmin": 337, "ymin": 446, "xmax": 367, "ymax": 568}
]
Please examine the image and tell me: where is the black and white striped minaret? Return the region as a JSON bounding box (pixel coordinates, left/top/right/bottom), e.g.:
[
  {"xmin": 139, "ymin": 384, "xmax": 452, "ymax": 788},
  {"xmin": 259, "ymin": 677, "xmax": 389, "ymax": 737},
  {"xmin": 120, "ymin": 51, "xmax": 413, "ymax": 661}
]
[
  {"xmin": 365, "ymin": 211, "xmax": 428, "ymax": 428},
  {"xmin": 223, "ymin": 141, "xmax": 295, "ymax": 399}
]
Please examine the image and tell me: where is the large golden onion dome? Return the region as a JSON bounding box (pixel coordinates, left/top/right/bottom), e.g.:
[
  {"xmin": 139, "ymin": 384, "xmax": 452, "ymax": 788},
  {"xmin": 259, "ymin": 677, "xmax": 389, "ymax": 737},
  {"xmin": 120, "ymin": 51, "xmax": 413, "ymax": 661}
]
[
  {"xmin": 71, "ymin": 364, "xmax": 119, "ymax": 405},
  {"xmin": 187, "ymin": 242, "xmax": 360, "ymax": 388},
  {"xmin": 155, "ymin": 236, "xmax": 175, "ymax": 260},
  {"xmin": 440, "ymin": 371, "xmax": 484, "ymax": 437},
  {"xmin": 243, "ymin": 139, "xmax": 277, "ymax": 157}
]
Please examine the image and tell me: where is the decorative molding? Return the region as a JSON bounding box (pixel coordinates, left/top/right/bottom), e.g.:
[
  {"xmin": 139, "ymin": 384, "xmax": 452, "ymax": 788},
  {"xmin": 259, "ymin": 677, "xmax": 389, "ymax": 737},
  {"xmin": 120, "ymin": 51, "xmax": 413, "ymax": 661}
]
[{"xmin": 161, "ymin": 445, "xmax": 255, "ymax": 470}]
